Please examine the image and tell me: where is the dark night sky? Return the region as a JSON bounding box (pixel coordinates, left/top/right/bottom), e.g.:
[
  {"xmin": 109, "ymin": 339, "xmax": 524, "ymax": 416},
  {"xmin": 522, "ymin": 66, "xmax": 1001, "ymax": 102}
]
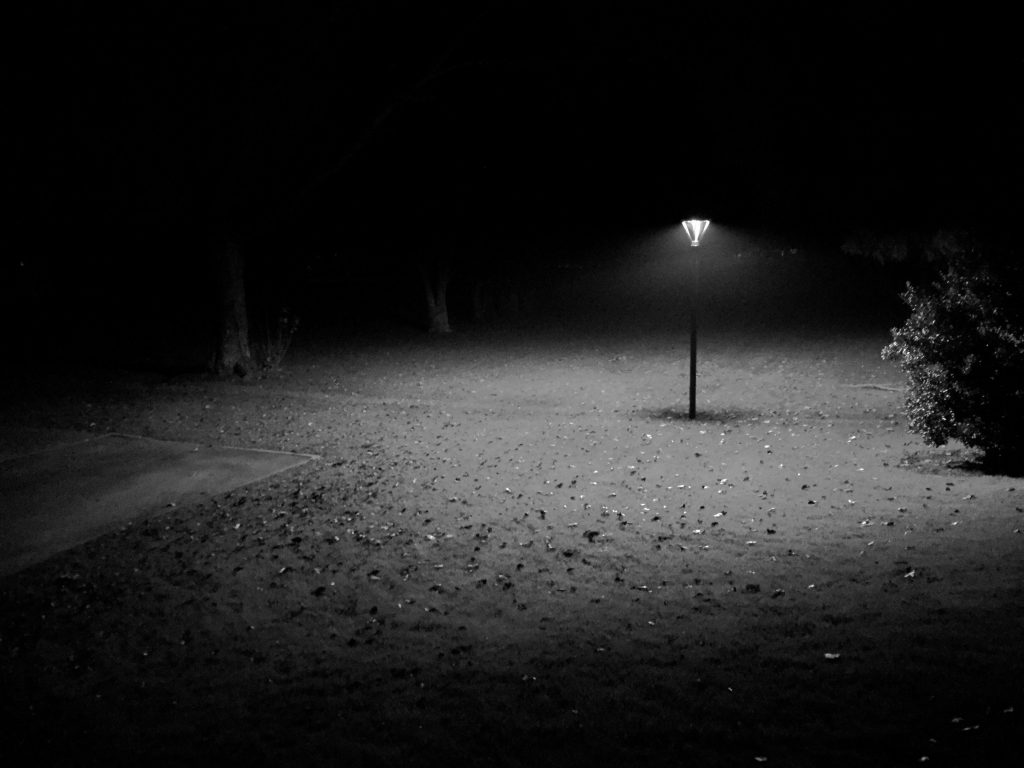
[{"xmin": 5, "ymin": 1, "xmax": 1021, "ymax": 344}]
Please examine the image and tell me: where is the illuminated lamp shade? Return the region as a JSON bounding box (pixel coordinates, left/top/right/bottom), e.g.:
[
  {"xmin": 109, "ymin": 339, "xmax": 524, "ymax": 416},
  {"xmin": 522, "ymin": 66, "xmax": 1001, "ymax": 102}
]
[{"xmin": 682, "ymin": 219, "xmax": 710, "ymax": 246}]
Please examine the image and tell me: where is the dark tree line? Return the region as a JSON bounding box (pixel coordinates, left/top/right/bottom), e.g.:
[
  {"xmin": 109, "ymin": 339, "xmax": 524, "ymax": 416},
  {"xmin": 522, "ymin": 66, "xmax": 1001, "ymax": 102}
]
[
  {"xmin": 8, "ymin": 3, "xmax": 1018, "ymax": 371},
  {"xmin": 9, "ymin": 3, "xmax": 522, "ymax": 370},
  {"xmin": 10, "ymin": 2, "xmax": 671, "ymax": 370}
]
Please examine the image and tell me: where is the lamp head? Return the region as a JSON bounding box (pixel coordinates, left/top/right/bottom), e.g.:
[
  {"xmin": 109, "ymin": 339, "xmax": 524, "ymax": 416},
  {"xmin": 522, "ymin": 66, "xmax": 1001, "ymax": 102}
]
[{"xmin": 682, "ymin": 219, "xmax": 710, "ymax": 247}]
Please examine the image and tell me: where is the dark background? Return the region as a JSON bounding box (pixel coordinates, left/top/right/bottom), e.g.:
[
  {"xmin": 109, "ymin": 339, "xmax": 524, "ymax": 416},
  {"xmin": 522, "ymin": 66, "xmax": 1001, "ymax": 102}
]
[{"xmin": 5, "ymin": 1, "xmax": 1020, "ymax": 363}]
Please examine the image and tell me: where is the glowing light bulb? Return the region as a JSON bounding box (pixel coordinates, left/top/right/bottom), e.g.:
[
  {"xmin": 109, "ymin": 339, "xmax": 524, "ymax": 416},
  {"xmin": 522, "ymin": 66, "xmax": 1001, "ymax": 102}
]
[{"xmin": 682, "ymin": 219, "xmax": 710, "ymax": 246}]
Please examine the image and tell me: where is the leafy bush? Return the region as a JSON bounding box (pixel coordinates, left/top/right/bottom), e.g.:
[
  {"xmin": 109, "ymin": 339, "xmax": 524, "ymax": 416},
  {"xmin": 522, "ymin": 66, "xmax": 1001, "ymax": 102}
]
[{"xmin": 883, "ymin": 259, "xmax": 1024, "ymax": 469}]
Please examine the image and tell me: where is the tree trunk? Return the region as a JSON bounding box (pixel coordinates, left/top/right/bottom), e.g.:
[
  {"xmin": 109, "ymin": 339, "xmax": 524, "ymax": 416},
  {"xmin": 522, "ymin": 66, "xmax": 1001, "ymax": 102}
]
[
  {"xmin": 496, "ymin": 276, "xmax": 522, "ymax": 318},
  {"xmin": 470, "ymin": 279, "xmax": 489, "ymax": 323},
  {"xmin": 420, "ymin": 260, "xmax": 452, "ymax": 334},
  {"xmin": 212, "ymin": 238, "xmax": 253, "ymax": 376}
]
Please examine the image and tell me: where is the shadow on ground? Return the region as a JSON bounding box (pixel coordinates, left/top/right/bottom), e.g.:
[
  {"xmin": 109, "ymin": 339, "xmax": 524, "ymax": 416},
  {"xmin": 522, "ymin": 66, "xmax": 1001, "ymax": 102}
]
[{"xmin": 635, "ymin": 405, "xmax": 763, "ymax": 424}]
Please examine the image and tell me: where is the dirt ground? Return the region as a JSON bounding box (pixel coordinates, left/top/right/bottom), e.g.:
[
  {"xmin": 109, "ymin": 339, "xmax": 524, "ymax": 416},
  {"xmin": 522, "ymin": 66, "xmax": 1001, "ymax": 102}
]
[{"xmin": 1, "ymin": 322, "xmax": 1022, "ymax": 767}]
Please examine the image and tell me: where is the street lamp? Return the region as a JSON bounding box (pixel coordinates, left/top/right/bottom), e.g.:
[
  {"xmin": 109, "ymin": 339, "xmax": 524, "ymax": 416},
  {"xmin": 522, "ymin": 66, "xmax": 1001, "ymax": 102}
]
[{"xmin": 682, "ymin": 219, "xmax": 710, "ymax": 419}]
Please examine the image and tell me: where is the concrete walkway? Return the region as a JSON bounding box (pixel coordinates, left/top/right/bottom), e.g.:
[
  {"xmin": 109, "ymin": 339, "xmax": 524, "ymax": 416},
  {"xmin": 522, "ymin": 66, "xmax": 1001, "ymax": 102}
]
[{"xmin": 0, "ymin": 432, "xmax": 315, "ymax": 577}]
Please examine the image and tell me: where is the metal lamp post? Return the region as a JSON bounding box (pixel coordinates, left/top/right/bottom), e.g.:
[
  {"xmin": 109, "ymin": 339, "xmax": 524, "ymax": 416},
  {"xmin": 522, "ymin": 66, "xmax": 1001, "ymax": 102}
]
[{"xmin": 682, "ymin": 219, "xmax": 710, "ymax": 419}]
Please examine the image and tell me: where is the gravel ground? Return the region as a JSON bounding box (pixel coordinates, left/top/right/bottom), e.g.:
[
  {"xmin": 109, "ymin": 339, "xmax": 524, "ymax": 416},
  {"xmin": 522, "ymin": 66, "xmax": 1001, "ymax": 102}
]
[{"xmin": 2, "ymin": 324, "xmax": 1022, "ymax": 767}]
